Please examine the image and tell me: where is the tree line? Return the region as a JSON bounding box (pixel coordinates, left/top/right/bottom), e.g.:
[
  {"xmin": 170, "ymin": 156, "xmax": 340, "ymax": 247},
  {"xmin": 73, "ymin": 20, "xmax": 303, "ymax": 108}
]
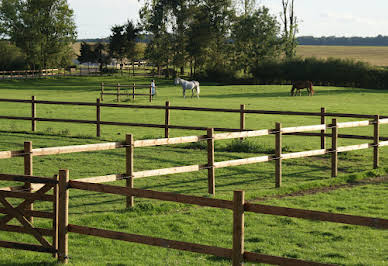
[{"xmin": 297, "ymin": 35, "xmax": 388, "ymax": 46}]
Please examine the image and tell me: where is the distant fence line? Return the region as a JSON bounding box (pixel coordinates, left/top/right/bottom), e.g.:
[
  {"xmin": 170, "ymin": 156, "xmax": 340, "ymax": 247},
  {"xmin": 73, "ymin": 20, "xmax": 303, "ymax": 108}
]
[
  {"xmin": 100, "ymin": 82, "xmax": 155, "ymax": 102},
  {"xmin": 0, "ymin": 66, "xmax": 158, "ymax": 80},
  {"xmin": 0, "ymin": 97, "xmax": 387, "ymax": 144},
  {"xmin": 0, "ymin": 171, "xmax": 387, "ymax": 265}
]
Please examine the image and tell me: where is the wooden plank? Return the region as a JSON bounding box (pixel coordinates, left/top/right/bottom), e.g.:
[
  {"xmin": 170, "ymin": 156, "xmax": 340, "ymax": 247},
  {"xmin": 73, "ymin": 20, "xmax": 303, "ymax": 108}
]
[
  {"xmin": 76, "ymin": 174, "xmax": 125, "ymax": 184},
  {"xmin": 379, "ymin": 140, "xmax": 388, "ymax": 147},
  {"xmin": 374, "ymin": 115, "xmax": 379, "ymax": 169},
  {"xmin": 134, "ymin": 135, "xmax": 207, "ymax": 148},
  {"xmin": 0, "ymin": 150, "xmax": 24, "ymax": 159},
  {"xmin": 337, "ymin": 120, "xmax": 372, "ymax": 129},
  {"xmin": 24, "ymin": 141, "xmax": 33, "ymax": 223},
  {"xmin": 165, "ymin": 101, "xmax": 170, "ymax": 138},
  {"xmin": 207, "ymin": 129, "xmax": 215, "ymax": 195},
  {"xmin": 244, "ymin": 203, "xmax": 388, "ymax": 229},
  {"xmin": 0, "ymin": 224, "xmax": 53, "ymax": 236},
  {"xmin": 126, "ymin": 134, "xmax": 134, "ymax": 208},
  {"xmin": 96, "ymin": 98, "xmax": 101, "ymax": 137},
  {"xmin": 232, "ymin": 191, "xmax": 244, "ymax": 266},
  {"xmin": 331, "ymin": 119, "xmax": 338, "ymax": 178},
  {"xmin": 31, "ymin": 96, "xmax": 36, "ymax": 131},
  {"xmin": 58, "ymin": 170, "xmax": 69, "ymax": 264},
  {"xmin": 240, "ymin": 104, "xmax": 245, "ymax": 141},
  {"xmin": 0, "ymin": 208, "xmax": 53, "ymax": 219},
  {"xmin": 0, "ymin": 174, "xmax": 57, "ymax": 184},
  {"xmin": 32, "ymin": 142, "xmax": 124, "ymax": 156},
  {"xmin": 0, "ymin": 195, "xmax": 52, "ymax": 248},
  {"xmin": 321, "ymin": 107, "xmax": 326, "ymax": 149},
  {"xmin": 133, "ymin": 164, "xmax": 207, "ymax": 179},
  {"xmin": 0, "ymin": 240, "xmax": 55, "ymax": 253},
  {"xmin": 378, "ymin": 118, "xmax": 388, "ymax": 124},
  {"xmin": 214, "ymin": 130, "xmax": 270, "ymax": 140},
  {"xmin": 214, "ymin": 156, "xmax": 271, "ymax": 168},
  {"xmin": 0, "ymin": 184, "xmax": 53, "ymax": 226},
  {"xmin": 337, "ymin": 143, "xmax": 370, "ymax": 153},
  {"xmin": 68, "ymin": 224, "xmax": 233, "ymax": 258},
  {"xmin": 68, "ymin": 181, "xmax": 234, "ymax": 209},
  {"xmin": 281, "ymin": 149, "xmax": 327, "ymax": 160},
  {"xmin": 244, "ymin": 251, "xmax": 334, "ymax": 266},
  {"xmin": 281, "ymin": 124, "xmax": 326, "ymax": 134},
  {"xmin": 275, "ymin": 123, "xmax": 282, "ymax": 188},
  {"xmin": 0, "ymin": 190, "xmax": 54, "ymax": 201}
]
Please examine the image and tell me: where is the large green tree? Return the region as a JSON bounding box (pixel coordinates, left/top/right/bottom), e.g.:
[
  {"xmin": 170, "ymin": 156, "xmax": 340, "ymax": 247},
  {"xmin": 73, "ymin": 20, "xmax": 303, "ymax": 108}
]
[
  {"xmin": 232, "ymin": 7, "xmax": 282, "ymax": 73},
  {"xmin": 0, "ymin": 0, "xmax": 77, "ymax": 69}
]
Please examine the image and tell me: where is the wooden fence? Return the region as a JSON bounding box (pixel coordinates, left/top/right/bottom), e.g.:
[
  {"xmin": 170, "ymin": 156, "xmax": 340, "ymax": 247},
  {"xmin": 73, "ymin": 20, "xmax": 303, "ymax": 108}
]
[
  {"xmin": 0, "ymin": 173, "xmax": 59, "ymax": 257},
  {"xmin": 100, "ymin": 82, "xmax": 155, "ymax": 103},
  {"xmin": 1, "ymin": 97, "xmax": 387, "ymax": 141},
  {"xmin": 0, "ymin": 69, "xmax": 66, "ymax": 79},
  {"xmin": 1, "ymin": 116, "xmax": 388, "ymax": 197},
  {"xmin": 2, "ymin": 171, "xmax": 386, "ymax": 264}
]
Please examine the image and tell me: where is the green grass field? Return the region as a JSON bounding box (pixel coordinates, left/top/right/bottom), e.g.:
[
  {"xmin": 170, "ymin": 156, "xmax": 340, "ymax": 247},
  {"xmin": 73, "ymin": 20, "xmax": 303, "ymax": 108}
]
[{"xmin": 0, "ymin": 75, "xmax": 387, "ymax": 265}]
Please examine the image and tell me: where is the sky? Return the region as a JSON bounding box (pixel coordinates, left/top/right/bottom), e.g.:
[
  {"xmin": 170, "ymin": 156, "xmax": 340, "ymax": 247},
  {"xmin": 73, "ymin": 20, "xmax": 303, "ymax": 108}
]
[{"xmin": 67, "ymin": 0, "xmax": 388, "ymax": 39}]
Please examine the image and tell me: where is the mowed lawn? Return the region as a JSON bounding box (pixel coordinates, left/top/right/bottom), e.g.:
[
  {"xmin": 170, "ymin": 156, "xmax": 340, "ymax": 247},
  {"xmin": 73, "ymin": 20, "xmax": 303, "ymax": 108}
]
[{"xmin": 0, "ymin": 76, "xmax": 387, "ymax": 265}]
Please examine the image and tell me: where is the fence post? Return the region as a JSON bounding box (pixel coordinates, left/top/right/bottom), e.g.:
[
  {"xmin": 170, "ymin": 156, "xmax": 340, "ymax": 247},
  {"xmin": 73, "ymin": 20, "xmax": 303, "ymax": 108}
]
[
  {"xmin": 240, "ymin": 104, "xmax": 245, "ymax": 141},
  {"xmin": 373, "ymin": 115, "xmax": 380, "ymax": 169},
  {"xmin": 117, "ymin": 83, "xmax": 120, "ymax": 102},
  {"xmin": 32, "ymin": 96, "xmax": 36, "ymax": 132},
  {"xmin": 53, "ymin": 174, "xmax": 59, "ymax": 258},
  {"xmin": 100, "ymin": 82, "xmax": 104, "ymax": 101},
  {"xmin": 331, "ymin": 119, "xmax": 338, "ymax": 177},
  {"xmin": 126, "ymin": 134, "xmax": 134, "ymax": 208},
  {"xmin": 58, "ymin": 169, "xmax": 69, "ymax": 264},
  {"xmin": 165, "ymin": 101, "xmax": 170, "ymax": 138},
  {"xmin": 232, "ymin": 190, "xmax": 245, "ymax": 266},
  {"xmin": 320, "ymin": 107, "xmax": 326, "ymax": 149},
  {"xmin": 133, "ymin": 83, "xmax": 136, "ymax": 101},
  {"xmin": 96, "ymin": 98, "xmax": 101, "ymax": 137},
  {"xmin": 207, "ymin": 128, "xmax": 215, "ymax": 195},
  {"xmin": 24, "ymin": 141, "xmax": 33, "ymax": 223},
  {"xmin": 149, "ymin": 86, "xmax": 152, "ymax": 102},
  {"xmin": 275, "ymin": 123, "xmax": 282, "ymax": 188}
]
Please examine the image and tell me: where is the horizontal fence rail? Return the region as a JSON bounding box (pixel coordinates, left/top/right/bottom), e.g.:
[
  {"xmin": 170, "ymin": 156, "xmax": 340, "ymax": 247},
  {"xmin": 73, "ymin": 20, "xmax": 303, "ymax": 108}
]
[
  {"xmin": 1, "ymin": 97, "xmax": 387, "ymax": 139},
  {"xmin": 61, "ymin": 176, "xmax": 387, "ymax": 265},
  {"xmin": 1, "ymin": 114, "xmax": 387, "ymax": 193}
]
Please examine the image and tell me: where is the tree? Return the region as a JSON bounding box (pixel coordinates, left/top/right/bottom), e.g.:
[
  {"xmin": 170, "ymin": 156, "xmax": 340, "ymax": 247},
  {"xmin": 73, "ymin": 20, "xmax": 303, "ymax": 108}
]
[
  {"xmin": 93, "ymin": 42, "xmax": 111, "ymax": 73},
  {"xmin": 232, "ymin": 7, "xmax": 282, "ymax": 73},
  {"xmin": 281, "ymin": 0, "xmax": 298, "ymax": 58},
  {"xmin": 77, "ymin": 42, "xmax": 94, "ymax": 71},
  {"xmin": 0, "ymin": 0, "xmax": 77, "ymax": 69},
  {"xmin": 109, "ymin": 21, "xmax": 140, "ymax": 75}
]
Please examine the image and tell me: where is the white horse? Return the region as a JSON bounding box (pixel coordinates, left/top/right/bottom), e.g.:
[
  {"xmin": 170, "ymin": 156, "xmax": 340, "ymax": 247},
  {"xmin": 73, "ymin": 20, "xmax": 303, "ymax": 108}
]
[{"xmin": 174, "ymin": 77, "xmax": 200, "ymax": 98}]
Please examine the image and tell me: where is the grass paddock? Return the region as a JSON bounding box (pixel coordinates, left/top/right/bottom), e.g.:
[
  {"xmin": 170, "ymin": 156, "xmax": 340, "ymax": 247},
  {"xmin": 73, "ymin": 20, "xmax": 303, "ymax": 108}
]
[{"xmin": 0, "ymin": 75, "xmax": 387, "ymax": 265}]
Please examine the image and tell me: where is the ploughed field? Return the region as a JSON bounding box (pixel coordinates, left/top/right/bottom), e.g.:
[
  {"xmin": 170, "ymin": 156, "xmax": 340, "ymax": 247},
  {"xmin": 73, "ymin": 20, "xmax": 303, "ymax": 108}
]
[{"xmin": 0, "ymin": 76, "xmax": 387, "ymax": 265}]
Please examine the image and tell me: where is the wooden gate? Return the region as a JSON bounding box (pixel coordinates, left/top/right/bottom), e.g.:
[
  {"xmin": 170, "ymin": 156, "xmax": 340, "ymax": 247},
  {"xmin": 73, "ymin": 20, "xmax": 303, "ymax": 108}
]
[{"xmin": 0, "ymin": 174, "xmax": 58, "ymax": 256}]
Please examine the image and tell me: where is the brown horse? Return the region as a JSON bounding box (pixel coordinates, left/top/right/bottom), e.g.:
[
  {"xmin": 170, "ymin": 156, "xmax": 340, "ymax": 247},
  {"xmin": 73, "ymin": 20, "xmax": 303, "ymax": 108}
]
[{"xmin": 290, "ymin": 81, "xmax": 314, "ymax": 96}]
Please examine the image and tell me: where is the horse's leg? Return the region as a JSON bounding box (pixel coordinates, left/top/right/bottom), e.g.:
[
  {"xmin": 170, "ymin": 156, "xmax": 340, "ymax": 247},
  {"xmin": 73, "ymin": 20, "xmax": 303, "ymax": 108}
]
[
  {"xmin": 191, "ymin": 88, "xmax": 194, "ymax": 98},
  {"xmin": 291, "ymin": 87, "xmax": 295, "ymax": 96},
  {"xmin": 183, "ymin": 88, "xmax": 186, "ymax": 98}
]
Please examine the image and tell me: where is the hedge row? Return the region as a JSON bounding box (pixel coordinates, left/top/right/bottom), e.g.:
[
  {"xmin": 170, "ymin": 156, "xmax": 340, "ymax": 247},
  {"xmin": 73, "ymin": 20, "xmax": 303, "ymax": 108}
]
[{"xmin": 251, "ymin": 57, "xmax": 388, "ymax": 89}]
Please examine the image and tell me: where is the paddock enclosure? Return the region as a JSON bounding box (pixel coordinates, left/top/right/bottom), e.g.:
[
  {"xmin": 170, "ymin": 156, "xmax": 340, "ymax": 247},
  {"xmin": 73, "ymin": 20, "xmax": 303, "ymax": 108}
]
[
  {"xmin": 1, "ymin": 115, "xmax": 388, "ymax": 263},
  {"xmin": 0, "ymin": 78, "xmax": 387, "ymax": 265}
]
